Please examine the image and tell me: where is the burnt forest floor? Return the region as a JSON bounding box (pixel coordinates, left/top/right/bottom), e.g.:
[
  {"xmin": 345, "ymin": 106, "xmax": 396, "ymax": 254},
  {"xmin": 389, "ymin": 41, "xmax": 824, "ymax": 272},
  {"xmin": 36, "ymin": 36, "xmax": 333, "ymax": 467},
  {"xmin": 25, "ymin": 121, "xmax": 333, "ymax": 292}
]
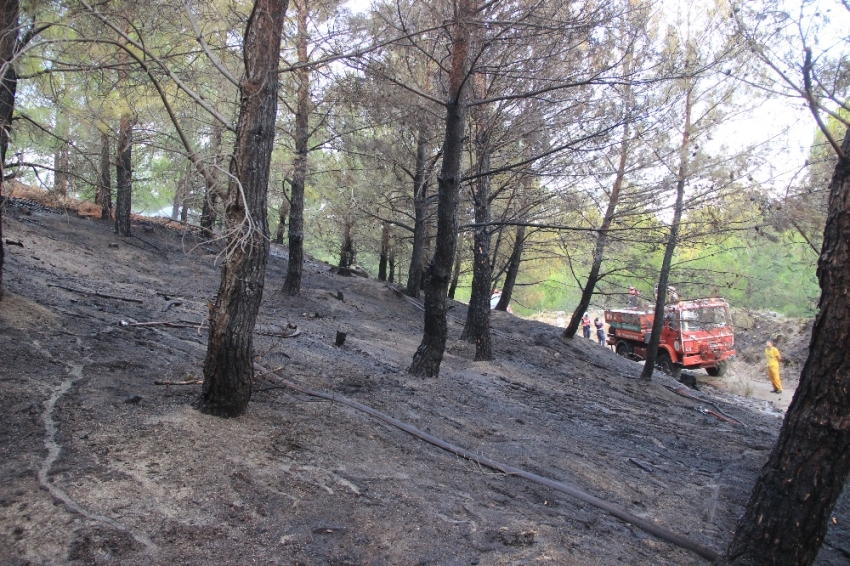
[{"xmin": 1, "ymin": 202, "xmax": 849, "ymax": 566}]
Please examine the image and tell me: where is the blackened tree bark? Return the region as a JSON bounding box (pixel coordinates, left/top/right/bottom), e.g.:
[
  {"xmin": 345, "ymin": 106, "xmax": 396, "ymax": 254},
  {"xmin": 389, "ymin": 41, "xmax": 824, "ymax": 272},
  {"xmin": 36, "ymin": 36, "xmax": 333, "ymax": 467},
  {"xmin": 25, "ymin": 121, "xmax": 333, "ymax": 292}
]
[
  {"xmin": 378, "ymin": 221, "xmax": 390, "ymax": 281},
  {"xmin": 564, "ymin": 118, "xmax": 630, "ymax": 338},
  {"xmin": 495, "ymin": 223, "xmax": 524, "ymax": 310},
  {"xmin": 96, "ymin": 131, "xmax": 112, "ymax": 219},
  {"xmin": 200, "ymin": 121, "xmax": 222, "ymax": 231},
  {"xmin": 421, "ymin": 216, "xmax": 434, "ymax": 288},
  {"xmin": 113, "ymin": 26, "xmax": 133, "ymax": 237},
  {"xmin": 405, "ymin": 124, "xmax": 430, "ymax": 297},
  {"xmin": 114, "ymin": 115, "xmax": 133, "ymax": 236},
  {"xmin": 282, "ymin": 0, "xmax": 309, "ymax": 296},
  {"xmin": 461, "ymin": 91, "xmax": 493, "ymax": 361},
  {"xmin": 409, "ymin": 0, "xmax": 473, "ymax": 377},
  {"xmin": 640, "ymin": 85, "xmax": 692, "ymax": 380},
  {"xmin": 196, "ymin": 0, "xmax": 287, "ymax": 417},
  {"xmin": 564, "ymin": 43, "xmax": 633, "ymax": 337},
  {"xmin": 714, "ymin": 124, "xmax": 850, "ymax": 566},
  {"xmin": 494, "ymin": 157, "xmax": 532, "ymax": 311},
  {"xmin": 274, "ymin": 179, "xmax": 289, "ymax": 244},
  {"xmin": 338, "ymin": 218, "xmax": 354, "ymax": 268},
  {"xmin": 0, "ymin": 0, "xmax": 19, "ymax": 301},
  {"xmin": 388, "ymin": 244, "xmax": 395, "ymax": 283},
  {"xmin": 448, "ymin": 237, "xmax": 463, "ymax": 299}
]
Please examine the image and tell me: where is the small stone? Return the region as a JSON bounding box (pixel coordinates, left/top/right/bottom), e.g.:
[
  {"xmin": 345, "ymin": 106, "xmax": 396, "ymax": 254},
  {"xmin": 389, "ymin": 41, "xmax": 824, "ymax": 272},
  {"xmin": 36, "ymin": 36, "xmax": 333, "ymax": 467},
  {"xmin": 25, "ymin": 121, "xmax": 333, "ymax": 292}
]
[
  {"xmin": 125, "ymin": 394, "xmax": 142, "ymax": 404},
  {"xmin": 109, "ymin": 243, "xmax": 119, "ymax": 249}
]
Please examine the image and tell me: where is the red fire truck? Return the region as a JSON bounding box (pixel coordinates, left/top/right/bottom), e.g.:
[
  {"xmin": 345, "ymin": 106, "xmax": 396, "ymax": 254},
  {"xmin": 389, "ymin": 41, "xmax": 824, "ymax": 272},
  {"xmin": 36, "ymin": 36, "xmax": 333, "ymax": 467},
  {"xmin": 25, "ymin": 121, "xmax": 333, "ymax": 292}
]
[{"xmin": 604, "ymin": 297, "xmax": 735, "ymax": 377}]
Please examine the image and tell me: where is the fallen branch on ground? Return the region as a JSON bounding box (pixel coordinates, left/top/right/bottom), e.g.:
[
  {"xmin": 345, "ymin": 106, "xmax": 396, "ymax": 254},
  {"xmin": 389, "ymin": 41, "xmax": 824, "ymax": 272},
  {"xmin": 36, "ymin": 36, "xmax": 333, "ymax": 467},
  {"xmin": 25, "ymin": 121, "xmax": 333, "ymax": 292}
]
[
  {"xmin": 123, "ymin": 320, "xmax": 201, "ymax": 329},
  {"xmin": 254, "ymin": 363, "xmax": 720, "ymax": 563},
  {"xmin": 254, "ymin": 328, "xmax": 301, "ymax": 338},
  {"xmin": 697, "ymin": 406, "xmax": 743, "ymax": 426},
  {"xmin": 132, "ymin": 234, "xmax": 167, "ymax": 256},
  {"xmin": 628, "ymin": 457, "xmax": 654, "ymax": 473},
  {"xmin": 121, "ymin": 237, "xmax": 163, "ymax": 256},
  {"xmin": 154, "ymin": 379, "xmax": 203, "ymax": 385},
  {"xmin": 666, "ymin": 385, "xmax": 745, "ymax": 426},
  {"xmin": 48, "ymin": 283, "xmax": 144, "ymax": 303}
]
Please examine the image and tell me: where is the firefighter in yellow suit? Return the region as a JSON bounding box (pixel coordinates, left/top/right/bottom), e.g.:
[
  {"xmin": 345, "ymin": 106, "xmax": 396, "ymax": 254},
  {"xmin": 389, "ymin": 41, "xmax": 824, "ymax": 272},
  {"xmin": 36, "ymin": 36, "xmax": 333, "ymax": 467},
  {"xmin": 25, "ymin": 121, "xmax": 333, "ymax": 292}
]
[{"xmin": 765, "ymin": 340, "xmax": 782, "ymax": 393}]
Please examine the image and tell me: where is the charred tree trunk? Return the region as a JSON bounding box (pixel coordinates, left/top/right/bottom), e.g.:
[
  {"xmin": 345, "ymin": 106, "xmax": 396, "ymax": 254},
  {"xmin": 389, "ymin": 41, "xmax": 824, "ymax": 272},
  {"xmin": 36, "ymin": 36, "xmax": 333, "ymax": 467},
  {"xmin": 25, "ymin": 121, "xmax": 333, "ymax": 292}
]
[
  {"xmin": 409, "ymin": 0, "xmax": 472, "ymax": 377},
  {"xmin": 282, "ymin": 0, "xmax": 309, "ymax": 296},
  {"xmin": 448, "ymin": 238, "xmax": 463, "ymax": 299},
  {"xmin": 388, "ymin": 245, "xmax": 395, "ymax": 283},
  {"xmin": 461, "ymin": 96, "xmax": 493, "ymax": 361},
  {"xmin": 378, "ymin": 221, "xmax": 390, "ymax": 281},
  {"xmin": 715, "ymin": 126, "xmax": 850, "ymax": 566},
  {"xmin": 0, "ymin": 0, "xmax": 19, "ymax": 301},
  {"xmin": 274, "ymin": 198, "xmax": 289, "ymax": 244},
  {"xmin": 113, "ymin": 28, "xmax": 133, "ymax": 237},
  {"xmin": 419, "ymin": 218, "xmax": 435, "ymax": 291},
  {"xmin": 114, "ymin": 115, "xmax": 133, "ymax": 236},
  {"xmin": 495, "ymin": 224, "xmax": 524, "ymax": 311},
  {"xmin": 338, "ymin": 219, "xmax": 354, "ymax": 268},
  {"xmin": 640, "ymin": 87, "xmax": 691, "ymax": 380},
  {"xmin": 53, "ymin": 138, "xmax": 69, "ymax": 198},
  {"xmin": 274, "ymin": 179, "xmax": 289, "ymax": 244},
  {"xmin": 96, "ymin": 131, "xmax": 112, "ymax": 219},
  {"xmin": 197, "ymin": 0, "xmax": 287, "ymax": 418},
  {"xmin": 564, "ymin": 120, "xmax": 630, "ymax": 338},
  {"xmin": 564, "ymin": 49, "xmax": 632, "ymax": 338},
  {"xmin": 405, "ymin": 125, "xmax": 429, "ymax": 297},
  {"xmin": 200, "ymin": 122, "xmax": 223, "ymax": 231}
]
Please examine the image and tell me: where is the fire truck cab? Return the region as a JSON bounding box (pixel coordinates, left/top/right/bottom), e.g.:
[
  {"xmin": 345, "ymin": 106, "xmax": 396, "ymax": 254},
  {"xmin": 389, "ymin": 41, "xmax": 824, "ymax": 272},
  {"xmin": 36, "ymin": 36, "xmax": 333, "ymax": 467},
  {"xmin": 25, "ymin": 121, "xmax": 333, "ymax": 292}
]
[{"xmin": 604, "ymin": 298, "xmax": 735, "ymax": 377}]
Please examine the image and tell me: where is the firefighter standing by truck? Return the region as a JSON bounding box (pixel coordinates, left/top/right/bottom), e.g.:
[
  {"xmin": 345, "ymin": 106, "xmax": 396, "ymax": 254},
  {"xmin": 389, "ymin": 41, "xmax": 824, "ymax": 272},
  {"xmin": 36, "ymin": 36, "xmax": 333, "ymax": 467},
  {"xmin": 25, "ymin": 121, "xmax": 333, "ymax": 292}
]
[
  {"xmin": 765, "ymin": 340, "xmax": 782, "ymax": 393},
  {"xmin": 594, "ymin": 317, "xmax": 605, "ymax": 346}
]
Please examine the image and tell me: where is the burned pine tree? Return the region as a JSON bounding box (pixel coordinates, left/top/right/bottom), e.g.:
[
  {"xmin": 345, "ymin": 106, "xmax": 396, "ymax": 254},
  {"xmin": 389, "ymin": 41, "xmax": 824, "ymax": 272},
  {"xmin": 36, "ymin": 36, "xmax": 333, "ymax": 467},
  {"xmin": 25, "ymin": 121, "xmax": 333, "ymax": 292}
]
[
  {"xmin": 282, "ymin": 0, "xmax": 310, "ymax": 296},
  {"xmin": 716, "ymin": 121, "xmax": 850, "ymax": 566},
  {"xmin": 639, "ymin": 84, "xmax": 691, "ymax": 380},
  {"xmin": 408, "ymin": 0, "xmax": 474, "ymax": 377},
  {"xmin": 460, "ymin": 77, "xmax": 494, "ymax": 361},
  {"xmin": 274, "ymin": 179, "xmax": 289, "ymax": 244},
  {"xmin": 563, "ymin": 117, "xmax": 630, "ymax": 338},
  {"xmin": 200, "ymin": 122, "xmax": 223, "ymax": 232},
  {"xmin": 114, "ymin": 29, "xmax": 133, "ymax": 237},
  {"xmin": 0, "ymin": 0, "xmax": 18, "ymax": 301},
  {"xmin": 378, "ymin": 221, "xmax": 390, "ymax": 281},
  {"xmin": 405, "ymin": 123, "xmax": 432, "ymax": 298},
  {"xmin": 114, "ymin": 115, "xmax": 132, "ymax": 235},
  {"xmin": 196, "ymin": 0, "xmax": 288, "ymax": 417}
]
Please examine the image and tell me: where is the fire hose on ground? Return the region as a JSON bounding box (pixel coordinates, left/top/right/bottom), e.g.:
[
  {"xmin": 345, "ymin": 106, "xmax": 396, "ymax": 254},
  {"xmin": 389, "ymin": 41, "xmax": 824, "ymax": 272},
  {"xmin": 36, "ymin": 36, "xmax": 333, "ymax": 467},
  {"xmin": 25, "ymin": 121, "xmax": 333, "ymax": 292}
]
[{"xmin": 255, "ymin": 363, "xmax": 720, "ymax": 562}]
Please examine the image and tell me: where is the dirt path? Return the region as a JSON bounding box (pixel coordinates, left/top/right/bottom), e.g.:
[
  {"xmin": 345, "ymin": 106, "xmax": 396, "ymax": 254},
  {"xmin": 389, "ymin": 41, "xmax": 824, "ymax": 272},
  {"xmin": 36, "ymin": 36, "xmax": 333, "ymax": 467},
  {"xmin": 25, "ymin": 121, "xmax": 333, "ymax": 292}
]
[{"xmin": 2, "ymin": 206, "xmax": 849, "ymax": 565}]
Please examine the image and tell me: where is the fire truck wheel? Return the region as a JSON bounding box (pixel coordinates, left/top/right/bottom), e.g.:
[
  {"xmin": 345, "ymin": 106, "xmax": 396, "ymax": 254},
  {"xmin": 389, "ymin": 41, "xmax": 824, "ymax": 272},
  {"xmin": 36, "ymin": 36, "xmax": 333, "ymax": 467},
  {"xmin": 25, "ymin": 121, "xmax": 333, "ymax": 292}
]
[
  {"xmin": 657, "ymin": 351, "xmax": 681, "ymax": 378},
  {"xmin": 616, "ymin": 341, "xmax": 632, "ymax": 358},
  {"xmin": 706, "ymin": 361, "xmax": 728, "ymax": 377}
]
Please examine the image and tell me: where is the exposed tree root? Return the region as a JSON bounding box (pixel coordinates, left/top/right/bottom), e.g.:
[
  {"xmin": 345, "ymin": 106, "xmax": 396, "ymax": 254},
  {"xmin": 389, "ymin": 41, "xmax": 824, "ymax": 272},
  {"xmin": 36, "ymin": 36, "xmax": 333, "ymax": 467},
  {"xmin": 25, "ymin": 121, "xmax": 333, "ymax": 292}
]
[{"xmin": 38, "ymin": 363, "xmax": 159, "ymax": 555}]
